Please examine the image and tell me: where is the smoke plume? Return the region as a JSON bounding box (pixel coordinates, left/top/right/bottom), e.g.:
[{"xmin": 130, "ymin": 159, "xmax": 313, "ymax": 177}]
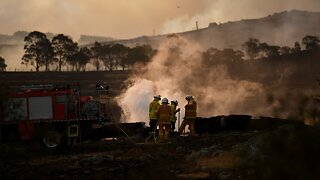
[{"xmin": 116, "ymin": 35, "xmax": 267, "ymax": 124}]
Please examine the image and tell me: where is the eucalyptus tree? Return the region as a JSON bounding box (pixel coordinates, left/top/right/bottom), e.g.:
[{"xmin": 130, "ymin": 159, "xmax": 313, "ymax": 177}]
[
  {"xmin": 126, "ymin": 44, "xmax": 155, "ymax": 69},
  {"xmin": 90, "ymin": 42, "xmax": 103, "ymax": 71},
  {"xmin": 52, "ymin": 34, "xmax": 77, "ymax": 71},
  {"xmin": 68, "ymin": 47, "xmax": 91, "ymax": 71},
  {"xmin": 302, "ymin": 35, "xmax": 320, "ymax": 51},
  {"xmin": 22, "ymin": 31, "xmax": 54, "ymax": 71},
  {"xmin": 101, "ymin": 44, "xmax": 129, "ymax": 71},
  {"xmin": 0, "ymin": 56, "xmax": 7, "ymax": 71}
]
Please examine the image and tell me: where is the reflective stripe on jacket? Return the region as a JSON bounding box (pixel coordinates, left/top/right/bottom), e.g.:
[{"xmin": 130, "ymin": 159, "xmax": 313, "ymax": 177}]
[
  {"xmin": 149, "ymin": 99, "xmax": 160, "ymax": 120},
  {"xmin": 156, "ymin": 104, "xmax": 172, "ymax": 124},
  {"xmin": 185, "ymin": 100, "xmax": 197, "ymax": 119}
]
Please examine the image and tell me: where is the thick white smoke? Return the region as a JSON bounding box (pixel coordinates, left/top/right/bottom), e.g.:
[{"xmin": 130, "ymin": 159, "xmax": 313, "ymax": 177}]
[
  {"xmin": 116, "ymin": 35, "xmax": 266, "ymax": 124},
  {"xmin": 116, "ymin": 78, "xmax": 154, "ymax": 122}
]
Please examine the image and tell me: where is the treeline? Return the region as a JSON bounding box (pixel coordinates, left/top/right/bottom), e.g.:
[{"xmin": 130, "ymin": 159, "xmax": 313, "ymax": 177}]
[
  {"xmin": 18, "ymin": 31, "xmax": 156, "ymax": 72},
  {"xmin": 0, "ymin": 30, "xmax": 319, "ymax": 72},
  {"xmin": 241, "ymin": 35, "xmax": 319, "ymax": 60},
  {"xmin": 0, "ymin": 31, "xmax": 54, "ymax": 45},
  {"xmin": 201, "ymin": 35, "xmax": 320, "ymax": 83}
]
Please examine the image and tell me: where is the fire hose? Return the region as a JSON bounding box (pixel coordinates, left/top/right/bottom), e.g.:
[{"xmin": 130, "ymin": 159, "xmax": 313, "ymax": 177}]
[{"xmin": 103, "ymin": 99, "xmax": 137, "ymax": 145}]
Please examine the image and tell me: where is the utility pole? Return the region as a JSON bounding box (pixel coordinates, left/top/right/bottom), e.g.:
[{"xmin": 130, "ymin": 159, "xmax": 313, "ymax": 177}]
[{"xmin": 196, "ymin": 21, "xmax": 199, "ymax": 30}]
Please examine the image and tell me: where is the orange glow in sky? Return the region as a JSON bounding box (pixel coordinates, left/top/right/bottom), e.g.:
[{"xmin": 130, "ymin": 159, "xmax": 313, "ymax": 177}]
[{"xmin": 0, "ymin": 0, "xmax": 320, "ymax": 39}]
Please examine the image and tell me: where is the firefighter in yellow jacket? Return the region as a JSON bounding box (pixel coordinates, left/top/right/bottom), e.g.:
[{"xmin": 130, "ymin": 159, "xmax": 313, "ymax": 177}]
[
  {"xmin": 149, "ymin": 95, "xmax": 161, "ymax": 133},
  {"xmin": 156, "ymin": 97, "xmax": 172, "ymax": 142},
  {"xmin": 179, "ymin": 95, "xmax": 197, "ymax": 135},
  {"xmin": 170, "ymin": 100, "xmax": 180, "ymax": 131}
]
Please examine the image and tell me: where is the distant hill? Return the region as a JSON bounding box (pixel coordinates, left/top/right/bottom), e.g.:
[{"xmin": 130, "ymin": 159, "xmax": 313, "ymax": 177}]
[
  {"xmin": 0, "ymin": 31, "xmax": 55, "ymax": 45},
  {"xmin": 1, "ymin": 10, "xmax": 320, "ymax": 70},
  {"xmin": 97, "ymin": 10, "xmax": 320, "ymax": 50},
  {"xmin": 0, "ymin": 31, "xmax": 27, "ymax": 45},
  {"xmin": 0, "ymin": 32, "xmax": 114, "ymax": 45},
  {"xmin": 78, "ymin": 35, "xmax": 116, "ymax": 45},
  {"xmin": 2, "ymin": 10, "xmax": 319, "ymax": 49}
]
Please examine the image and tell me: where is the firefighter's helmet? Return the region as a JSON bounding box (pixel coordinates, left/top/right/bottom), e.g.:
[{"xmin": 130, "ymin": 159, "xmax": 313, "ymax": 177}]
[
  {"xmin": 185, "ymin": 95, "xmax": 193, "ymax": 101},
  {"xmin": 162, "ymin": 97, "xmax": 169, "ymax": 104},
  {"xmin": 171, "ymin": 100, "xmax": 178, "ymax": 105},
  {"xmin": 154, "ymin": 95, "xmax": 161, "ymax": 100}
]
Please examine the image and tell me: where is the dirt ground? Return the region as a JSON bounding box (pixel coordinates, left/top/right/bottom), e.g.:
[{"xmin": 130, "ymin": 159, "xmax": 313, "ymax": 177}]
[
  {"xmin": 0, "ymin": 120, "xmax": 320, "ymax": 180},
  {"xmin": 0, "ymin": 130, "xmax": 258, "ymax": 180},
  {"xmin": 2, "ymin": 122, "xmax": 320, "ymax": 180}
]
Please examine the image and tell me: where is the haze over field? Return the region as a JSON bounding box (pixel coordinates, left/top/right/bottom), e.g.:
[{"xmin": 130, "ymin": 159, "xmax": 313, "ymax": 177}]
[
  {"xmin": 1, "ymin": 0, "xmax": 320, "ymax": 39},
  {"xmin": 1, "ymin": 1, "xmax": 320, "ymax": 123}
]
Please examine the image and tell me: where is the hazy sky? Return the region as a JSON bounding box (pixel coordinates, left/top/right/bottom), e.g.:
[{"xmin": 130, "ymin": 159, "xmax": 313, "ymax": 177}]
[{"xmin": 1, "ymin": 0, "xmax": 320, "ymax": 40}]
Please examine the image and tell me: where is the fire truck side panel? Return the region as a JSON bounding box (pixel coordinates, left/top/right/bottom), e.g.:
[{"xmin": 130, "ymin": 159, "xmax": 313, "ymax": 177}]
[
  {"xmin": 28, "ymin": 96, "xmax": 53, "ymax": 120},
  {"xmin": 53, "ymin": 95, "xmax": 67, "ymax": 119},
  {"xmin": 1, "ymin": 85, "xmax": 107, "ymax": 148}
]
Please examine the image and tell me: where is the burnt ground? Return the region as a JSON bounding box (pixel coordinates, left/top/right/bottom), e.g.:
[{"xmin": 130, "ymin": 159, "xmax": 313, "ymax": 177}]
[
  {"xmin": 1, "ymin": 72, "xmax": 320, "ymax": 179},
  {"xmin": 1, "ymin": 120, "xmax": 320, "ymax": 180},
  {"xmin": 0, "ymin": 131, "xmax": 259, "ymax": 180}
]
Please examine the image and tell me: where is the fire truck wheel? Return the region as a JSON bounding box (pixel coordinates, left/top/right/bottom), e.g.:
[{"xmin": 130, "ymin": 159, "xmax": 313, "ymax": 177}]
[{"xmin": 41, "ymin": 130, "xmax": 64, "ymax": 149}]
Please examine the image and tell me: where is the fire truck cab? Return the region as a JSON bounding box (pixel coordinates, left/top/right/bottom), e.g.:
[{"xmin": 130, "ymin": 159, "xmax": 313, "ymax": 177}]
[{"xmin": 0, "ymin": 84, "xmax": 108, "ymax": 149}]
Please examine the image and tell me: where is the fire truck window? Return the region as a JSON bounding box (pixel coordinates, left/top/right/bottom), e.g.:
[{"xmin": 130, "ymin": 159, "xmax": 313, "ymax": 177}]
[{"xmin": 55, "ymin": 96, "xmax": 66, "ymax": 103}]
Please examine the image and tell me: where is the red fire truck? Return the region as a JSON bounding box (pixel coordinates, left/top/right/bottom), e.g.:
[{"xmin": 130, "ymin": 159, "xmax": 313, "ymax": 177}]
[{"xmin": 0, "ymin": 84, "xmax": 109, "ymax": 149}]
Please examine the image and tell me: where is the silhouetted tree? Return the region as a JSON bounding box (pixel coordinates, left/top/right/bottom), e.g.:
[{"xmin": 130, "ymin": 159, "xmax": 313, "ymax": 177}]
[
  {"xmin": 279, "ymin": 46, "xmax": 292, "ymax": 55},
  {"xmin": 97, "ymin": 44, "xmax": 130, "ymax": 71},
  {"xmin": 65, "ymin": 43, "xmax": 79, "ymax": 71},
  {"xmin": 242, "ymin": 38, "xmax": 260, "ymax": 60},
  {"xmin": 219, "ymin": 48, "xmax": 244, "ymax": 62},
  {"xmin": 293, "ymin": 41, "xmax": 301, "ymax": 53},
  {"xmin": 41, "ymin": 39, "xmax": 55, "ymax": 71},
  {"xmin": 78, "ymin": 47, "xmax": 91, "ymax": 71},
  {"xmin": 22, "ymin": 31, "xmax": 54, "ymax": 71},
  {"xmin": 127, "ymin": 45, "xmax": 155, "ymax": 68},
  {"xmin": 68, "ymin": 47, "xmax": 91, "ymax": 71},
  {"xmin": 203, "ymin": 48, "xmax": 243, "ymax": 65},
  {"xmin": 100, "ymin": 44, "xmax": 120, "ymax": 71},
  {"xmin": 90, "ymin": 42, "xmax": 102, "ymax": 71},
  {"xmin": 52, "ymin": 34, "xmax": 77, "ymax": 71},
  {"xmin": 112, "ymin": 44, "xmax": 129, "ymax": 71},
  {"xmin": 259, "ymin": 43, "xmax": 280, "ymax": 58},
  {"xmin": 302, "ymin": 35, "xmax": 320, "ymax": 51},
  {"xmin": 0, "ymin": 56, "xmax": 7, "ymax": 71}
]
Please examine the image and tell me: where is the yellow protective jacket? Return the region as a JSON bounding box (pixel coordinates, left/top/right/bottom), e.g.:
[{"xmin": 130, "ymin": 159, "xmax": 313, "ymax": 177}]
[
  {"xmin": 185, "ymin": 99, "xmax": 197, "ymax": 119},
  {"xmin": 149, "ymin": 99, "xmax": 160, "ymax": 120},
  {"xmin": 156, "ymin": 104, "xmax": 172, "ymax": 125},
  {"xmin": 170, "ymin": 104, "xmax": 179, "ymax": 122}
]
